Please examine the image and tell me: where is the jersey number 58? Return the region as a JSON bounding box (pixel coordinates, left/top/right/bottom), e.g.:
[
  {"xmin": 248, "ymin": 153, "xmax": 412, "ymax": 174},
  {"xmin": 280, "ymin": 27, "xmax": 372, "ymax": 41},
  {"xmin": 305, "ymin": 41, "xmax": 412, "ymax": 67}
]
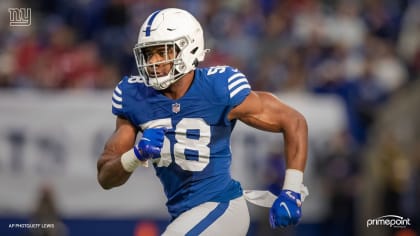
[{"xmin": 140, "ymin": 118, "xmax": 210, "ymax": 171}]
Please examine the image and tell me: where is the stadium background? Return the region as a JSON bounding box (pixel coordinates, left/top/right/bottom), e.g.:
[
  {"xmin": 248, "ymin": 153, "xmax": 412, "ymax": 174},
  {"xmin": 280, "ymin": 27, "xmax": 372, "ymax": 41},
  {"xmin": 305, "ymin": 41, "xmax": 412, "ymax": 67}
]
[{"xmin": 0, "ymin": 0, "xmax": 419, "ymax": 235}]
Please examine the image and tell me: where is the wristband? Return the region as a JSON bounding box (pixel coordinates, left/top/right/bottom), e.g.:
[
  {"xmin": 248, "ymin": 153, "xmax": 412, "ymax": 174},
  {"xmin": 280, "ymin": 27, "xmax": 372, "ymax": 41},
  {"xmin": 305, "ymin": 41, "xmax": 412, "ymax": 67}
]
[
  {"xmin": 121, "ymin": 149, "xmax": 148, "ymax": 172},
  {"xmin": 282, "ymin": 169, "xmax": 303, "ymax": 193}
]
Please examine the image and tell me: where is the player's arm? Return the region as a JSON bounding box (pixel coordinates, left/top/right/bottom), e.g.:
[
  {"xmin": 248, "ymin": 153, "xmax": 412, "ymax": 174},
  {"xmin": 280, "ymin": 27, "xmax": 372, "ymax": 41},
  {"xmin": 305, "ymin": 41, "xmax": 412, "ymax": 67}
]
[
  {"xmin": 229, "ymin": 91, "xmax": 308, "ymax": 171},
  {"xmin": 229, "ymin": 91, "xmax": 308, "ymax": 228},
  {"xmin": 97, "ymin": 116, "xmax": 137, "ymax": 189}
]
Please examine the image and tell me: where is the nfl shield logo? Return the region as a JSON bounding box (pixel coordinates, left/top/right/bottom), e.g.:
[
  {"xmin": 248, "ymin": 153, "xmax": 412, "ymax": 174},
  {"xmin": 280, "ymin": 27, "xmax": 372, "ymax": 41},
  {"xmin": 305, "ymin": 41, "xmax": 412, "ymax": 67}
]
[{"xmin": 172, "ymin": 103, "xmax": 181, "ymax": 113}]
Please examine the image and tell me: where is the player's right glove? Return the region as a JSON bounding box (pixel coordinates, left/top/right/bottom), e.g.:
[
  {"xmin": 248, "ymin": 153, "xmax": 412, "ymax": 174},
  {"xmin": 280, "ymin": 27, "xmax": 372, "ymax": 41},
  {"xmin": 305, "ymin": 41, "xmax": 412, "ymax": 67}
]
[
  {"xmin": 120, "ymin": 127, "xmax": 166, "ymax": 172},
  {"xmin": 133, "ymin": 128, "xmax": 166, "ymax": 161}
]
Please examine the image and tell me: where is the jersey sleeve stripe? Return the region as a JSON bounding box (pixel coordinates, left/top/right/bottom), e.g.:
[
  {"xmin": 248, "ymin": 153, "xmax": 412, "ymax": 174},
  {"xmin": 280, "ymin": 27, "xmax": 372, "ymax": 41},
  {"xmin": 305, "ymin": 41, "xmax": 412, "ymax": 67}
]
[
  {"xmin": 230, "ymin": 84, "xmax": 251, "ymax": 98},
  {"xmin": 112, "ymin": 92, "xmax": 122, "ymax": 102},
  {"xmin": 112, "ymin": 79, "xmax": 126, "ymax": 116},
  {"xmin": 115, "ymin": 86, "xmax": 122, "ymax": 95},
  {"xmin": 228, "ymin": 78, "xmax": 248, "ymax": 90},
  {"xmin": 112, "ymin": 101, "xmax": 122, "ymax": 109},
  {"xmin": 112, "ymin": 97, "xmax": 122, "ymax": 105},
  {"xmin": 227, "ymin": 73, "xmax": 245, "ymax": 83},
  {"xmin": 112, "ymin": 83, "xmax": 123, "ymax": 110}
]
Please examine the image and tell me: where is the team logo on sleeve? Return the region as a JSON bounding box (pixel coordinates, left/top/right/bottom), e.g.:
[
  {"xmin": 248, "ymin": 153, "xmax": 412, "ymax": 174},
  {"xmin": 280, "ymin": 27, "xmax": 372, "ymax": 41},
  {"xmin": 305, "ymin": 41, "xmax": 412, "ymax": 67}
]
[{"xmin": 172, "ymin": 103, "xmax": 181, "ymax": 113}]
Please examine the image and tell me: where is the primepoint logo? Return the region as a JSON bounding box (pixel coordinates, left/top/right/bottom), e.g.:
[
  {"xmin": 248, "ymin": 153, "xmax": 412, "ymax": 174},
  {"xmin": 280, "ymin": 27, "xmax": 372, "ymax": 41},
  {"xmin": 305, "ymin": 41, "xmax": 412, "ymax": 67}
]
[{"xmin": 367, "ymin": 215, "xmax": 411, "ymax": 228}]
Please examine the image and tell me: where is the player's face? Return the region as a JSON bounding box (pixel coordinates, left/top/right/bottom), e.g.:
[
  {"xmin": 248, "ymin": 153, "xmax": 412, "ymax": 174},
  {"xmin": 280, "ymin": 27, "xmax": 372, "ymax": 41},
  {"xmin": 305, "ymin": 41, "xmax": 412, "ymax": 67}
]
[{"xmin": 143, "ymin": 45, "xmax": 177, "ymax": 77}]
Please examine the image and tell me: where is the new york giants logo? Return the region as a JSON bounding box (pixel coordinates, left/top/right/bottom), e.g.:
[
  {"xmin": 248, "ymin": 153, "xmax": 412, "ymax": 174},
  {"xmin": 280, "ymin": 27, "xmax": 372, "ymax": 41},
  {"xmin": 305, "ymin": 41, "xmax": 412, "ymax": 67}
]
[{"xmin": 9, "ymin": 8, "xmax": 31, "ymax": 27}]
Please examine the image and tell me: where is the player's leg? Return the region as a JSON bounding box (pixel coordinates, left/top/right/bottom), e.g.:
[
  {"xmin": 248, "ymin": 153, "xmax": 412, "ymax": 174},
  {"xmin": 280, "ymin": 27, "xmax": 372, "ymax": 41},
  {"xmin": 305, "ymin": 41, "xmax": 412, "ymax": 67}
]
[{"xmin": 162, "ymin": 196, "xmax": 250, "ymax": 236}]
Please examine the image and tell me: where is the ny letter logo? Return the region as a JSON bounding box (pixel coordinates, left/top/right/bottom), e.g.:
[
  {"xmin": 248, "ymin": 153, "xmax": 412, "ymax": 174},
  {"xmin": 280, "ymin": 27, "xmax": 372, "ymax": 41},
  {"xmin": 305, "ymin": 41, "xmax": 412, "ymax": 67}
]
[{"xmin": 9, "ymin": 8, "xmax": 31, "ymax": 26}]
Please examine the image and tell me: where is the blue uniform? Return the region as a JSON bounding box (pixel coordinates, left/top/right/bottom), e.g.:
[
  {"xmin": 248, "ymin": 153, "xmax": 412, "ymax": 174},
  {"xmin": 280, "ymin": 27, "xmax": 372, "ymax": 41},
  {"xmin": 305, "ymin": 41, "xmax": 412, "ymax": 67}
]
[{"xmin": 111, "ymin": 66, "xmax": 251, "ymax": 219}]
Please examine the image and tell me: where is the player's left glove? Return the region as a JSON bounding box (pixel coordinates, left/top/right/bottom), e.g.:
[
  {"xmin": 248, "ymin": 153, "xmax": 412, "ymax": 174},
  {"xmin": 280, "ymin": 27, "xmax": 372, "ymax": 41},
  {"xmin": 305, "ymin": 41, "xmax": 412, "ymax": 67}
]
[
  {"xmin": 269, "ymin": 189, "xmax": 302, "ymax": 228},
  {"xmin": 269, "ymin": 169, "xmax": 308, "ymax": 228}
]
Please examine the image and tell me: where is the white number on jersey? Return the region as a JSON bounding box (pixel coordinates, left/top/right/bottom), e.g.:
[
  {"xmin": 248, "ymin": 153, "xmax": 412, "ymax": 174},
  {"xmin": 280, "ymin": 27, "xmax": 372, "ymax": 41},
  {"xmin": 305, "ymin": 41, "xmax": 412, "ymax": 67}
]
[
  {"xmin": 140, "ymin": 118, "xmax": 211, "ymax": 171},
  {"xmin": 207, "ymin": 66, "xmax": 238, "ymax": 76},
  {"xmin": 127, "ymin": 76, "xmax": 144, "ymax": 84}
]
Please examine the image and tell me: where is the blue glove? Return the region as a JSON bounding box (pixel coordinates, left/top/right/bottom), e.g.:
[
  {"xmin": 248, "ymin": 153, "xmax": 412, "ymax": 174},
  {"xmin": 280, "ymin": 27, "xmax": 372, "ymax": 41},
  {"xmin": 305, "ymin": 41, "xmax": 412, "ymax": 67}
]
[
  {"xmin": 269, "ymin": 189, "xmax": 302, "ymax": 228},
  {"xmin": 133, "ymin": 128, "xmax": 165, "ymax": 161}
]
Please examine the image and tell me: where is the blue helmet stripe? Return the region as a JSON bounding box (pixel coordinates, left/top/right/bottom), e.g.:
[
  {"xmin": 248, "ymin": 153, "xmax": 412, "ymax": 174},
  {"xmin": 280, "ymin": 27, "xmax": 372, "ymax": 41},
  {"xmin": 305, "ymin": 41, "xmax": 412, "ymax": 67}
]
[{"xmin": 145, "ymin": 10, "xmax": 161, "ymax": 36}]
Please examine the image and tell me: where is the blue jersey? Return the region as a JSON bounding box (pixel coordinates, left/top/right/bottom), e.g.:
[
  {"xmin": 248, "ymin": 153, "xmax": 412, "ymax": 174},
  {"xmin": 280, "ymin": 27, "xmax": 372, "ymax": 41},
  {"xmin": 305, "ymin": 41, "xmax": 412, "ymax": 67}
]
[{"xmin": 111, "ymin": 66, "xmax": 251, "ymax": 219}]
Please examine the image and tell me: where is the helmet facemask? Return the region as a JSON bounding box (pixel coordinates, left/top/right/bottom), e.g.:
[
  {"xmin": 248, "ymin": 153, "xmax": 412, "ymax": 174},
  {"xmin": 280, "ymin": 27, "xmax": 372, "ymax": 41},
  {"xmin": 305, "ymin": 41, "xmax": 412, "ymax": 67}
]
[{"xmin": 133, "ymin": 37, "xmax": 192, "ymax": 90}]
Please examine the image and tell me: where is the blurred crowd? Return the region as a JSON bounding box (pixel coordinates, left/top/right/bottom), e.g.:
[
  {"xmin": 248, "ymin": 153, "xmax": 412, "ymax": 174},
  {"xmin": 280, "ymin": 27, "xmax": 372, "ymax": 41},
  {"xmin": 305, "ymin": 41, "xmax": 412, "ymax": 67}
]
[
  {"xmin": 1, "ymin": 0, "xmax": 419, "ymax": 235},
  {"xmin": 0, "ymin": 0, "xmax": 419, "ymax": 144}
]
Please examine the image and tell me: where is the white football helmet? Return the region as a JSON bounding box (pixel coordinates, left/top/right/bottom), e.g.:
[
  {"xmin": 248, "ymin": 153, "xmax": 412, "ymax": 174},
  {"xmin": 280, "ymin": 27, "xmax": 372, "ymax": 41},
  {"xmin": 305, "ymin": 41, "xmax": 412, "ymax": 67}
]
[{"xmin": 133, "ymin": 8, "xmax": 208, "ymax": 90}]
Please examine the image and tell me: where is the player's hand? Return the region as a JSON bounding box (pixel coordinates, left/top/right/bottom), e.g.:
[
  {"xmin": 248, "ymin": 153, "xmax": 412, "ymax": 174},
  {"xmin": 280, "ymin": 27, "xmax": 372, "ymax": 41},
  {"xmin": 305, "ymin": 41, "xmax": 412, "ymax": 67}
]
[
  {"xmin": 133, "ymin": 128, "xmax": 166, "ymax": 161},
  {"xmin": 269, "ymin": 189, "xmax": 302, "ymax": 228}
]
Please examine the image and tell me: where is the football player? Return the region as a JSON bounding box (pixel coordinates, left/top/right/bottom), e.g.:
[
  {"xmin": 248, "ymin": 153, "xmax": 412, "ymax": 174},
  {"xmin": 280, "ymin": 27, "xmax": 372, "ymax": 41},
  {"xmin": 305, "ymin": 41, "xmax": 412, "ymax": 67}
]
[{"xmin": 97, "ymin": 8, "xmax": 308, "ymax": 235}]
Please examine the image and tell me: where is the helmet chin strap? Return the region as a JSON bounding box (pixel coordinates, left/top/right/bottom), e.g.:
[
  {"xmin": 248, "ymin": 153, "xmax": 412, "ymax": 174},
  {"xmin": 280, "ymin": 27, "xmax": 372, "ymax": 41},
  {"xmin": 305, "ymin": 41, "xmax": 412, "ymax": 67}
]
[
  {"xmin": 149, "ymin": 74, "xmax": 171, "ymax": 90},
  {"xmin": 155, "ymin": 80, "xmax": 170, "ymax": 90},
  {"xmin": 151, "ymin": 75, "xmax": 183, "ymax": 90},
  {"xmin": 148, "ymin": 68, "xmax": 184, "ymax": 90}
]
